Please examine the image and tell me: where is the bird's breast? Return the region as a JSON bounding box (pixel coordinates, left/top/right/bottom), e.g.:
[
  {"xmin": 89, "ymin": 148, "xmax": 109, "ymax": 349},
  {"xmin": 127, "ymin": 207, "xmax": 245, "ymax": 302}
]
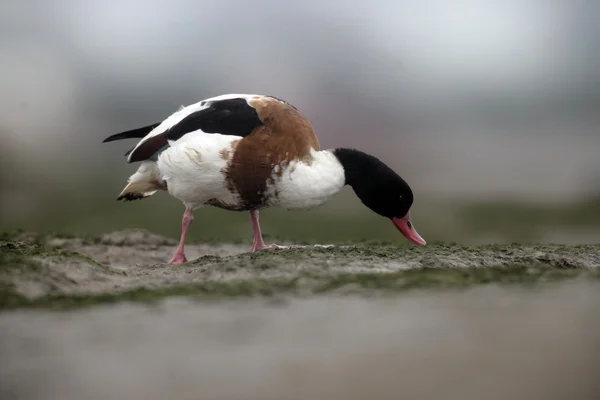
[{"xmin": 265, "ymin": 152, "xmax": 346, "ymax": 210}]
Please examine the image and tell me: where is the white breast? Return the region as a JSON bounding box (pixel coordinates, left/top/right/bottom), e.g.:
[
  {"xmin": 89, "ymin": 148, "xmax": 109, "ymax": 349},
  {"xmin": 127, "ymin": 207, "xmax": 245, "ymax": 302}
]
[
  {"xmin": 157, "ymin": 133, "xmax": 242, "ymax": 210},
  {"xmin": 268, "ymin": 150, "xmax": 346, "ymax": 210}
]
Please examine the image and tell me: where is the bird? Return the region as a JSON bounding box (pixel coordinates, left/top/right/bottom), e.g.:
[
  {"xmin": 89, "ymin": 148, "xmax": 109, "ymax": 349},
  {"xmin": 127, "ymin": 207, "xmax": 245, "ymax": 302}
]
[{"xmin": 103, "ymin": 93, "xmax": 426, "ymax": 264}]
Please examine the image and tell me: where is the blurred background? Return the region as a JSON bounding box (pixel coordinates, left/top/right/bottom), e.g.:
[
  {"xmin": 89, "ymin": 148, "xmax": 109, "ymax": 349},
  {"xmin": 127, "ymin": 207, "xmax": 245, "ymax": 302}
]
[{"xmin": 1, "ymin": 0, "xmax": 599, "ymax": 244}]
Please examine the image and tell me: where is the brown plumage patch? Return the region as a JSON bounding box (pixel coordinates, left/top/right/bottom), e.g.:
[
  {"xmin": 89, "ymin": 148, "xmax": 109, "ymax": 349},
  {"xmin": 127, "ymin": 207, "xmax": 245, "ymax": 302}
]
[
  {"xmin": 152, "ymin": 176, "xmax": 168, "ymax": 190},
  {"xmin": 219, "ymin": 139, "xmax": 240, "ymax": 161},
  {"xmin": 223, "ymin": 97, "xmax": 320, "ymax": 210},
  {"xmin": 219, "ymin": 148, "xmax": 230, "ymax": 161},
  {"xmin": 205, "ymin": 198, "xmax": 245, "ymax": 211}
]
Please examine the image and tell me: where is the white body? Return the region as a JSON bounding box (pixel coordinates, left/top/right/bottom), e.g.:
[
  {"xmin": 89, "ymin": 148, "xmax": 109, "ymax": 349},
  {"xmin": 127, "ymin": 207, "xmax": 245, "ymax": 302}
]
[
  {"xmin": 157, "ymin": 133, "xmax": 241, "ymax": 210},
  {"xmin": 127, "ymin": 132, "xmax": 346, "ymax": 211}
]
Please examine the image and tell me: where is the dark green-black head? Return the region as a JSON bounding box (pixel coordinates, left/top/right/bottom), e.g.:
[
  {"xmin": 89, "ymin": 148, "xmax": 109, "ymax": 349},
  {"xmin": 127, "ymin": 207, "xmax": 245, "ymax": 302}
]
[{"xmin": 332, "ymin": 148, "xmax": 426, "ymax": 245}]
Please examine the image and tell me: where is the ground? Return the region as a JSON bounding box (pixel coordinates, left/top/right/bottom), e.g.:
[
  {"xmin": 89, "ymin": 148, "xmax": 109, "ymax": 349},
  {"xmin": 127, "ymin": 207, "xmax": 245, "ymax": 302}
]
[{"xmin": 1, "ymin": 229, "xmax": 600, "ymax": 399}]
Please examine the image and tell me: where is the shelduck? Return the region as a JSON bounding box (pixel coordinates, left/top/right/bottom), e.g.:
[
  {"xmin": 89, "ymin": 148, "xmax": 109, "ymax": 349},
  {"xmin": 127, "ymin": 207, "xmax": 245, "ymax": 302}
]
[{"xmin": 103, "ymin": 94, "xmax": 426, "ymax": 264}]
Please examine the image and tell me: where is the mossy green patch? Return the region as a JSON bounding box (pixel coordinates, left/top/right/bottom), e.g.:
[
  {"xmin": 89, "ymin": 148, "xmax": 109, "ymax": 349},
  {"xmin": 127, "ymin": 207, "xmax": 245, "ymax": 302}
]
[
  {"xmin": 0, "ymin": 240, "xmax": 103, "ymax": 269},
  {"xmin": 2, "ymin": 278, "xmax": 303, "ymax": 311},
  {"xmin": 311, "ymin": 263, "xmax": 597, "ymax": 293},
  {"xmin": 0, "ymin": 284, "xmax": 30, "ymax": 309}
]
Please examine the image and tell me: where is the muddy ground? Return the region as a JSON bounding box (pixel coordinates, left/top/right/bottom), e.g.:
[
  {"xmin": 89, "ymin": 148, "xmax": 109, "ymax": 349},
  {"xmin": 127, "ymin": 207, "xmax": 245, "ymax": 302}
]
[{"xmin": 1, "ymin": 229, "xmax": 600, "ymax": 400}]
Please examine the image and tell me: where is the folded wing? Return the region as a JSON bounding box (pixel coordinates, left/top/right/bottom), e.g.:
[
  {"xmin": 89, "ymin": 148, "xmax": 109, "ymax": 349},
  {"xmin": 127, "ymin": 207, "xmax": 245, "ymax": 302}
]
[{"xmin": 104, "ymin": 96, "xmax": 264, "ymax": 163}]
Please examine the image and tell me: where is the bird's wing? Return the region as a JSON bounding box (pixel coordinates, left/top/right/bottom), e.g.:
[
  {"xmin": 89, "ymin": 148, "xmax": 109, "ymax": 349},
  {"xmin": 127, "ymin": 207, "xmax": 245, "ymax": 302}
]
[{"xmin": 103, "ymin": 94, "xmax": 264, "ymax": 163}]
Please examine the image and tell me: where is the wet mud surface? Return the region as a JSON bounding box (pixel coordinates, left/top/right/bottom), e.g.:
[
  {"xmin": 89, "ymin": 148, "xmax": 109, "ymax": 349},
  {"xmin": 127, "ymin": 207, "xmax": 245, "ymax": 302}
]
[
  {"xmin": 1, "ymin": 229, "xmax": 599, "ymax": 306},
  {"xmin": 1, "ymin": 230, "xmax": 599, "ymax": 399}
]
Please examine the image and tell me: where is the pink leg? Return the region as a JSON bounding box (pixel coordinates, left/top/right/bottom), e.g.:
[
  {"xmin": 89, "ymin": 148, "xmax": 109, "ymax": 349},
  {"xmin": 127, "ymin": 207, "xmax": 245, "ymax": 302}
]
[
  {"xmin": 168, "ymin": 208, "xmax": 194, "ymax": 264},
  {"xmin": 250, "ymin": 210, "xmax": 268, "ymax": 252},
  {"xmin": 249, "ymin": 210, "xmax": 295, "ymax": 252}
]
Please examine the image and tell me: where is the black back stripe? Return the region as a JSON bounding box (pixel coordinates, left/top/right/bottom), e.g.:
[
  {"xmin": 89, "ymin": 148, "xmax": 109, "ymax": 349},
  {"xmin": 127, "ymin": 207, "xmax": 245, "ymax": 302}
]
[{"xmin": 165, "ymin": 98, "xmax": 263, "ymax": 141}]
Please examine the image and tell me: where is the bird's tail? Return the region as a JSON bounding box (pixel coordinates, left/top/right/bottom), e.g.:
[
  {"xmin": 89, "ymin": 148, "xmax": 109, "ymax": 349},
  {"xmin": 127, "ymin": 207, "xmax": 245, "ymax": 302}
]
[{"xmin": 117, "ymin": 161, "xmax": 167, "ymax": 201}]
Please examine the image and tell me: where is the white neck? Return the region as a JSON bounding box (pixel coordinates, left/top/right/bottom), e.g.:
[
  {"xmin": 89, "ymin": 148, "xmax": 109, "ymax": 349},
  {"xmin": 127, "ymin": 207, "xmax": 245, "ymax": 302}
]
[{"xmin": 268, "ymin": 149, "xmax": 346, "ymax": 210}]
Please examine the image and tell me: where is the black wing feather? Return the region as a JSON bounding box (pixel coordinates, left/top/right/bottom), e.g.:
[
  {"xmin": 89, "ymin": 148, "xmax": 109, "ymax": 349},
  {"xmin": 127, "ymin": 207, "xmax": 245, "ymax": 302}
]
[
  {"xmin": 102, "ymin": 123, "xmax": 161, "ymax": 143},
  {"xmin": 165, "ymin": 98, "xmax": 263, "ymax": 141}
]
